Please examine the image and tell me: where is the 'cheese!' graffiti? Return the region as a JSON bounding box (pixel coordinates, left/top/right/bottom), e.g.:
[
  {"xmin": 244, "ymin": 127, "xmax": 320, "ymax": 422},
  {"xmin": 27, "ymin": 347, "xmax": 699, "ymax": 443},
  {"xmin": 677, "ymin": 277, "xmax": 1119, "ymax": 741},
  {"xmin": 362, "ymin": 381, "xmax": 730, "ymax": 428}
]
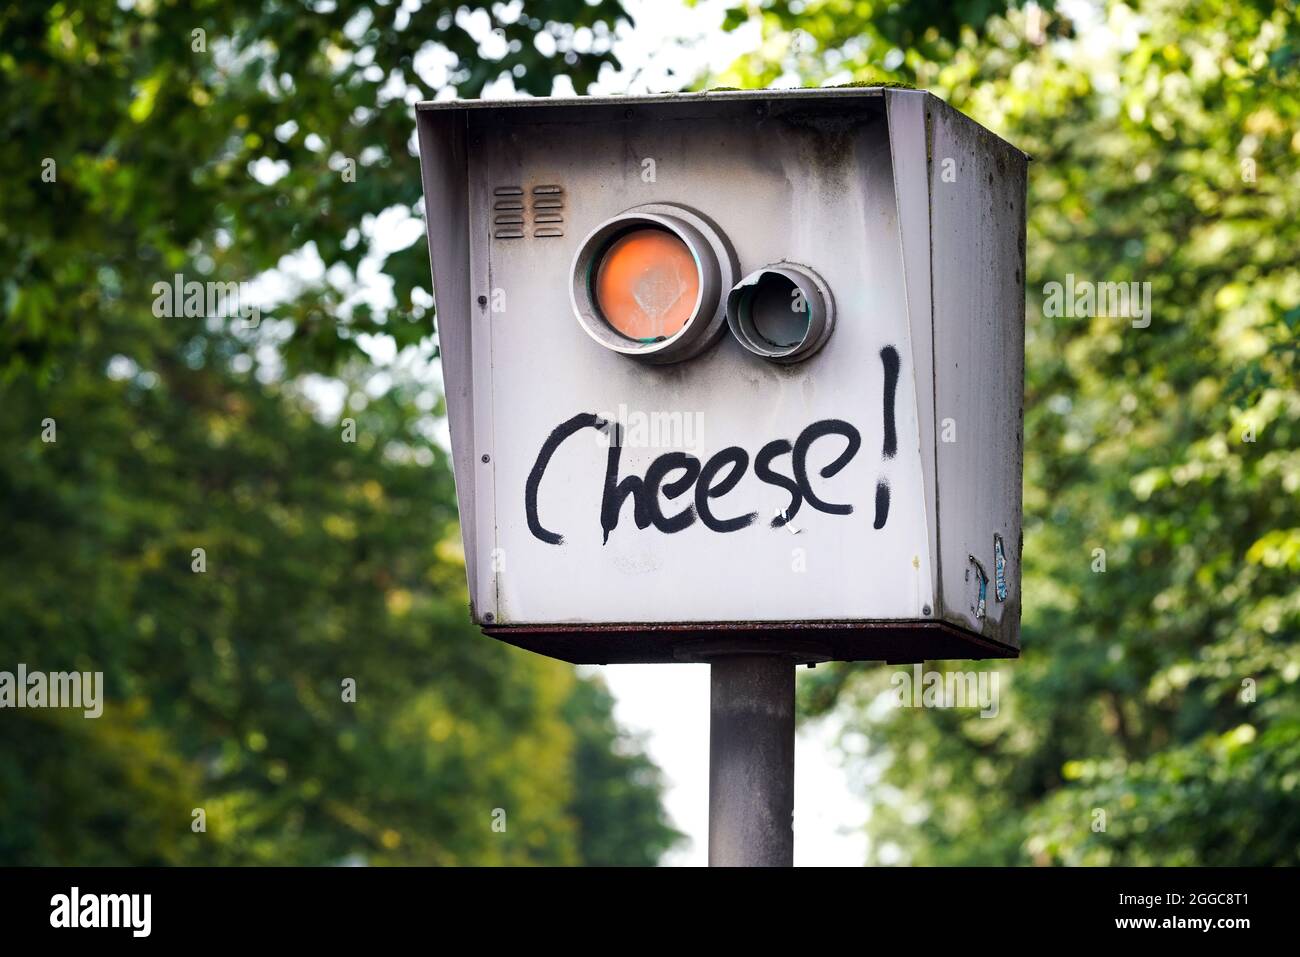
[
  {"xmin": 525, "ymin": 415, "xmax": 863, "ymax": 545},
  {"xmin": 524, "ymin": 345, "xmax": 902, "ymax": 545}
]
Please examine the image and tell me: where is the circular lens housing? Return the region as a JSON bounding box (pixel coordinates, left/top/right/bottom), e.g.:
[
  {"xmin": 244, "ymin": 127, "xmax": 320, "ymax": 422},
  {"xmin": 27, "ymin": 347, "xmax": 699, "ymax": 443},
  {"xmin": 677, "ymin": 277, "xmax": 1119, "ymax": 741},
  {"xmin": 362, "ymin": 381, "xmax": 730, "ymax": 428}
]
[
  {"xmin": 571, "ymin": 205, "xmax": 736, "ymax": 364},
  {"xmin": 726, "ymin": 263, "xmax": 835, "ymax": 363}
]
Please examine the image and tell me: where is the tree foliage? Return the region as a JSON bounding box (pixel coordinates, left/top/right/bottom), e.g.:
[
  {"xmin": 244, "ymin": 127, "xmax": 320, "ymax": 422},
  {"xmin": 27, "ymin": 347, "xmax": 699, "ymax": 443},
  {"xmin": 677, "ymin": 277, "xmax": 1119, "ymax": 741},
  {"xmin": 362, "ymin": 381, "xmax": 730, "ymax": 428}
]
[{"xmin": 718, "ymin": 0, "xmax": 1300, "ymax": 865}]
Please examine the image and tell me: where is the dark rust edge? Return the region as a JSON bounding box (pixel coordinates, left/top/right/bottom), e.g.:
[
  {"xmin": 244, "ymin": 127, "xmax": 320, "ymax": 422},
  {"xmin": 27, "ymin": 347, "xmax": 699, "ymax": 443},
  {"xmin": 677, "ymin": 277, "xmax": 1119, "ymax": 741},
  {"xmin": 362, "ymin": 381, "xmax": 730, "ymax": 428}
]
[{"xmin": 480, "ymin": 619, "xmax": 1019, "ymax": 666}]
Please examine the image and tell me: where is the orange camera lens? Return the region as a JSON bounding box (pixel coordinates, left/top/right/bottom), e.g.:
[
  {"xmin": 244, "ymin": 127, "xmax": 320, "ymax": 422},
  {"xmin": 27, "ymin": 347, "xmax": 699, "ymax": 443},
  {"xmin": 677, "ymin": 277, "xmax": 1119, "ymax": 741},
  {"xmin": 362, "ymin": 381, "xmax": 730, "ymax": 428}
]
[{"xmin": 594, "ymin": 228, "xmax": 700, "ymax": 342}]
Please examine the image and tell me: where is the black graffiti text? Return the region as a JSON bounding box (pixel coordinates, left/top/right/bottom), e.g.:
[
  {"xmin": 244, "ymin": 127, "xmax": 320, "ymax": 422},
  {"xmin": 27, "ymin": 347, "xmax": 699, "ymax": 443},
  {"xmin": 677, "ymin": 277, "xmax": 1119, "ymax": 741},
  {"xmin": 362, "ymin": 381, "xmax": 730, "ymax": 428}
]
[{"xmin": 525, "ymin": 416, "xmax": 864, "ymax": 545}]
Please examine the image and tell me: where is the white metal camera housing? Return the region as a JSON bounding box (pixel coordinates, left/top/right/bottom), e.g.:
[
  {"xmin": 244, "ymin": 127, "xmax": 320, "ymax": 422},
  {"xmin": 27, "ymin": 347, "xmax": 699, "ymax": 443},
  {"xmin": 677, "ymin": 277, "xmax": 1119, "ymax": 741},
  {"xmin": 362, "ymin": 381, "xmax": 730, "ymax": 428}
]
[{"xmin": 417, "ymin": 88, "xmax": 1028, "ymax": 665}]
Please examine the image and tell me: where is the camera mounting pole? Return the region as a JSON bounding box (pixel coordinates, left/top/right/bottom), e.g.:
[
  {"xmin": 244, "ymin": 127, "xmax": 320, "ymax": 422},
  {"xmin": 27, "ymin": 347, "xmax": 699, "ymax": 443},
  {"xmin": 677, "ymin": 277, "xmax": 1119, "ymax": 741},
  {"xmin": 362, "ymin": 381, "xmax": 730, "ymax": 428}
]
[
  {"xmin": 678, "ymin": 638, "xmax": 828, "ymax": 867},
  {"xmin": 708, "ymin": 654, "xmax": 795, "ymax": 867}
]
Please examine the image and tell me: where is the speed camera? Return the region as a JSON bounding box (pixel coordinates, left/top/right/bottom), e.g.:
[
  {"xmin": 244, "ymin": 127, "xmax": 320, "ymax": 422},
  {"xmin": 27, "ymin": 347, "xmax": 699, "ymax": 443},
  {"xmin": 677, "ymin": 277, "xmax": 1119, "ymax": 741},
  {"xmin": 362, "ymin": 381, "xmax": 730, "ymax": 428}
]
[{"xmin": 416, "ymin": 88, "xmax": 1028, "ymax": 665}]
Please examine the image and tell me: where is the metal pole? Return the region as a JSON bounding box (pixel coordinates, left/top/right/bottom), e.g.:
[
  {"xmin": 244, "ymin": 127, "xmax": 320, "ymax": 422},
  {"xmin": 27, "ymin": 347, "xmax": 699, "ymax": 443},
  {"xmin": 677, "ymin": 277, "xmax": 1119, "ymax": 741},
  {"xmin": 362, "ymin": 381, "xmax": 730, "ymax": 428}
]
[{"xmin": 708, "ymin": 654, "xmax": 795, "ymax": 867}]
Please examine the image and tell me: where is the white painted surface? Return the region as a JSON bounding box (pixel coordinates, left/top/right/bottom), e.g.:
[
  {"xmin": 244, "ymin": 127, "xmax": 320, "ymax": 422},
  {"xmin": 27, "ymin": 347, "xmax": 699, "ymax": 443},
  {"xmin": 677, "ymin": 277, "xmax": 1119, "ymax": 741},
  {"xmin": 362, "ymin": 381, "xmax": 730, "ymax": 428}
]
[{"xmin": 459, "ymin": 102, "xmax": 936, "ymax": 625}]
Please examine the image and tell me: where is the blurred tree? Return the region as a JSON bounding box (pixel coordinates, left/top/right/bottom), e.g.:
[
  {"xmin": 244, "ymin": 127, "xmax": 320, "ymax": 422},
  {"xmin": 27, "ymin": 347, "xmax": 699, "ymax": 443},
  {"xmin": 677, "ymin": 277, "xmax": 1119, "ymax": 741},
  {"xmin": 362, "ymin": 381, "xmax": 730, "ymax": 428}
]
[
  {"xmin": 2, "ymin": 0, "xmax": 629, "ymax": 376},
  {"xmin": 563, "ymin": 675, "xmax": 681, "ymax": 867},
  {"xmin": 0, "ymin": 0, "xmax": 684, "ymax": 865},
  {"xmin": 716, "ymin": 0, "xmax": 1300, "ymax": 864}
]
